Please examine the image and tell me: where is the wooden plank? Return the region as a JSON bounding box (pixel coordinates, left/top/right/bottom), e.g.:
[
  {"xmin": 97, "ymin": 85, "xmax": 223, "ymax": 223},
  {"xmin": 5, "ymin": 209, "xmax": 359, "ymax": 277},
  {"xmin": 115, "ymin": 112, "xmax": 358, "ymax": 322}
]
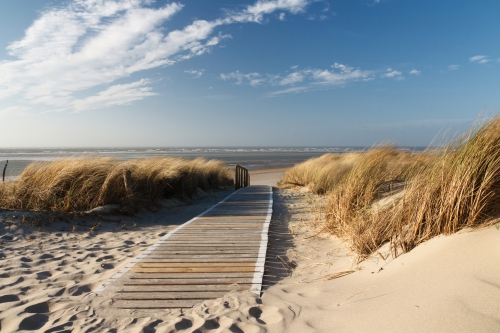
[
  {"xmin": 183, "ymin": 226, "xmax": 261, "ymax": 229},
  {"xmin": 137, "ymin": 258, "xmax": 257, "ymax": 263},
  {"xmin": 145, "ymin": 254, "xmax": 260, "ymax": 258},
  {"xmin": 130, "ymin": 267, "xmax": 257, "ymax": 273},
  {"xmin": 116, "ymin": 291, "xmax": 227, "ymax": 300},
  {"xmin": 124, "ymin": 272, "xmax": 255, "ymax": 279},
  {"xmin": 165, "ymin": 238, "xmax": 262, "ymax": 242},
  {"xmin": 114, "ymin": 300, "xmax": 199, "ymax": 309},
  {"xmin": 146, "ymin": 250, "xmax": 260, "ymax": 254},
  {"xmin": 154, "ymin": 243, "xmax": 263, "ymax": 246},
  {"xmin": 195, "ymin": 215, "xmax": 267, "ymax": 220},
  {"xmin": 158, "ymin": 240, "xmax": 262, "ymax": 244},
  {"xmin": 120, "ymin": 284, "xmax": 249, "ymax": 292},
  {"xmin": 167, "ymin": 235, "xmax": 263, "ymax": 238},
  {"xmin": 121, "ymin": 278, "xmax": 253, "ymax": 285},
  {"xmin": 134, "ymin": 262, "xmax": 256, "ymax": 268}
]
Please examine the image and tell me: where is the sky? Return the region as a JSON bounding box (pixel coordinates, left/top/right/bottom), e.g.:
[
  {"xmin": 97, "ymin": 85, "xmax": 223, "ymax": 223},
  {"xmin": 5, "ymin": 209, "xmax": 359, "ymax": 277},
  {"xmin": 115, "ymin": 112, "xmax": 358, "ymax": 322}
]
[{"xmin": 0, "ymin": 0, "xmax": 499, "ymax": 147}]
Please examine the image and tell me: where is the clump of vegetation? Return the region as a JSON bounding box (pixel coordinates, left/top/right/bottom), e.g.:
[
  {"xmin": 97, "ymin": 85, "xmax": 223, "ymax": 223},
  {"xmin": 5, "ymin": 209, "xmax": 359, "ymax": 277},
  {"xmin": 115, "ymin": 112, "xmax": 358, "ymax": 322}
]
[
  {"xmin": 281, "ymin": 117, "xmax": 500, "ymax": 260},
  {"xmin": 385, "ymin": 117, "xmax": 500, "ymax": 256},
  {"xmin": 0, "ymin": 157, "xmax": 233, "ymax": 213},
  {"xmin": 279, "ymin": 153, "xmax": 361, "ymax": 194},
  {"xmin": 279, "ymin": 148, "xmax": 428, "ymax": 194}
]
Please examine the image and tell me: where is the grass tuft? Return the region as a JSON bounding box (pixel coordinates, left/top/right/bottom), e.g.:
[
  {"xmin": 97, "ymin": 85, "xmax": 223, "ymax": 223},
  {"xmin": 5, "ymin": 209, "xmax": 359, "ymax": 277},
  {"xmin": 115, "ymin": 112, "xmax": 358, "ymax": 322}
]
[
  {"xmin": 0, "ymin": 157, "xmax": 233, "ymax": 213},
  {"xmin": 281, "ymin": 117, "xmax": 500, "ymax": 260}
]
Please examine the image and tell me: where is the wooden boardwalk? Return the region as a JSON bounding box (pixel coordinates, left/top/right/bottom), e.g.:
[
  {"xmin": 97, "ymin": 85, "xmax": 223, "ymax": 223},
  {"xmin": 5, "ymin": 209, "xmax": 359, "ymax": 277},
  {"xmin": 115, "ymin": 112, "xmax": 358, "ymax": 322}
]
[{"xmin": 95, "ymin": 185, "xmax": 273, "ymax": 309}]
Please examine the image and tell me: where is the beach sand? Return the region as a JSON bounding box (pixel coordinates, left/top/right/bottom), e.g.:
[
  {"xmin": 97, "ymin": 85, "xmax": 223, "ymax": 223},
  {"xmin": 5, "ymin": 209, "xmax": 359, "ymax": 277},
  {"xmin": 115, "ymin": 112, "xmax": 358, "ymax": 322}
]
[{"xmin": 1, "ymin": 168, "xmax": 499, "ymax": 332}]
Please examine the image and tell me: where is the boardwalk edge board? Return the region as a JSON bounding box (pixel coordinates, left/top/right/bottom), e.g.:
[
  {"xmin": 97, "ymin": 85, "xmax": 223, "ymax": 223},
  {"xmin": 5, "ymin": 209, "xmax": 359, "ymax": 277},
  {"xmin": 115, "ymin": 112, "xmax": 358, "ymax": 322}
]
[
  {"xmin": 93, "ymin": 188, "xmax": 246, "ymax": 294},
  {"xmin": 251, "ymin": 187, "xmax": 273, "ymax": 295}
]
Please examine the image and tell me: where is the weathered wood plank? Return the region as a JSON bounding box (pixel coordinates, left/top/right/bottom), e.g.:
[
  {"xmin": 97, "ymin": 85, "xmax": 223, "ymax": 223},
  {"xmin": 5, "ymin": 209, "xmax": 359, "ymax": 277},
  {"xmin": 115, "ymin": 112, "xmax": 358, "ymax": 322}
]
[
  {"xmin": 137, "ymin": 258, "xmax": 257, "ymax": 263},
  {"xmin": 130, "ymin": 266, "xmax": 258, "ymax": 273},
  {"xmin": 124, "ymin": 272, "xmax": 255, "ymax": 279},
  {"xmin": 157, "ymin": 240, "xmax": 262, "ymax": 244},
  {"xmin": 120, "ymin": 274, "xmax": 252, "ymax": 286},
  {"xmin": 145, "ymin": 254, "xmax": 261, "ymax": 258},
  {"xmin": 120, "ymin": 284, "xmax": 249, "ymax": 292},
  {"xmin": 116, "ymin": 291, "xmax": 226, "ymax": 300},
  {"xmin": 154, "ymin": 243, "xmax": 263, "ymax": 247},
  {"xmin": 114, "ymin": 300, "xmax": 199, "ymax": 309},
  {"xmin": 135, "ymin": 262, "xmax": 256, "ymax": 268},
  {"xmin": 146, "ymin": 250, "xmax": 260, "ymax": 254}
]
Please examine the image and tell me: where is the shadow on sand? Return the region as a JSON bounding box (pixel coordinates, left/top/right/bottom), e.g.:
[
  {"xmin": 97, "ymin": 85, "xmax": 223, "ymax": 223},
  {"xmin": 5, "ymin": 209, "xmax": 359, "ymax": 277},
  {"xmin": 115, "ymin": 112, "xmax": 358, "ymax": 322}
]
[{"xmin": 261, "ymin": 188, "xmax": 296, "ymax": 291}]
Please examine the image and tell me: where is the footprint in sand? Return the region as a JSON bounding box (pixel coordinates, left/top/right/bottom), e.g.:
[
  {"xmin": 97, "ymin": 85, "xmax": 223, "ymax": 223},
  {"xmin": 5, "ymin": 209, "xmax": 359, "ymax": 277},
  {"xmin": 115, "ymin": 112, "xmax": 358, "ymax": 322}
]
[
  {"xmin": 19, "ymin": 313, "xmax": 49, "ymax": 330},
  {"xmin": 68, "ymin": 284, "xmax": 91, "ymax": 296},
  {"xmin": 36, "ymin": 271, "xmax": 52, "ymax": 280},
  {"xmin": 248, "ymin": 305, "xmax": 283, "ymax": 325},
  {"xmin": 0, "ymin": 294, "xmax": 20, "ymax": 303},
  {"xmin": 174, "ymin": 318, "xmax": 193, "ymax": 330},
  {"xmin": 24, "ymin": 301, "xmax": 50, "ymax": 313},
  {"xmin": 202, "ymin": 319, "xmax": 220, "ymax": 330},
  {"xmin": 96, "ymin": 255, "xmax": 114, "ymax": 262}
]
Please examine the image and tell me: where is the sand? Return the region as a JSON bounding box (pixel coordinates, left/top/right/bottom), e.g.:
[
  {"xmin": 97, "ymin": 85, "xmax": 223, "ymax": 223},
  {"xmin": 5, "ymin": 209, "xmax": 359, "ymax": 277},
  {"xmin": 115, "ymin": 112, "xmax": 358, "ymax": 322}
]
[{"xmin": 1, "ymin": 168, "xmax": 499, "ymax": 332}]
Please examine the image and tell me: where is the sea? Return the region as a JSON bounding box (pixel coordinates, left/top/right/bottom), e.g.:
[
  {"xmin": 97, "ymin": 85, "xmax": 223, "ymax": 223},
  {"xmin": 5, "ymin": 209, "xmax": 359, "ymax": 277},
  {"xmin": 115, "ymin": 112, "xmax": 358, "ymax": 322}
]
[{"xmin": 0, "ymin": 147, "xmax": 426, "ymax": 181}]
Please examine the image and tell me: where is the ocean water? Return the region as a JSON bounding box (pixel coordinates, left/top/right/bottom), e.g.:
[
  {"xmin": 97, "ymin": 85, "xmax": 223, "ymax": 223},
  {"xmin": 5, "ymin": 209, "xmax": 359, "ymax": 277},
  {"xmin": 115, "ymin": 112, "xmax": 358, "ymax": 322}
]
[{"xmin": 0, "ymin": 147, "xmax": 425, "ymax": 180}]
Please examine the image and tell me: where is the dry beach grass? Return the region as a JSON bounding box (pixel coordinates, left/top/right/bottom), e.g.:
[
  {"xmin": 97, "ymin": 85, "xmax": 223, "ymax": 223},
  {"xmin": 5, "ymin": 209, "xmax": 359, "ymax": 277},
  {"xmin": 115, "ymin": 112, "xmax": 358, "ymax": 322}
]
[
  {"xmin": 280, "ymin": 116, "xmax": 500, "ymax": 260},
  {"xmin": 0, "ymin": 157, "xmax": 233, "ymax": 213}
]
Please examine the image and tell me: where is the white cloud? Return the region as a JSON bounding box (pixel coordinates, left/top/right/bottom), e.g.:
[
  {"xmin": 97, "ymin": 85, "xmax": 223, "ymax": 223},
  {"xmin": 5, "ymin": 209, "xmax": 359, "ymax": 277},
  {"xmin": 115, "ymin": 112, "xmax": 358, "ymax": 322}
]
[
  {"xmin": 448, "ymin": 64, "xmax": 459, "ymax": 71},
  {"xmin": 409, "ymin": 69, "xmax": 421, "ymax": 75},
  {"xmin": 237, "ymin": 0, "xmax": 309, "ymax": 22},
  {"xmin": 185, "ymin": 69, "xmax": 205, "ymax": 78},
  {"xmin": 381, "ymin": 68, "xmax": 402, "ymax": 78},
  {"xmin": 72, "ymin": 79, "xmax": 156, "ymax": 112},
  {"xmin": 267, "ymin": 86, "xmax": 308, "ymax": 97},
  {"xmin": 220, "ymin": 71, "xmax": 265, "ymax": 86},
  {"xmin": 278, "ymin": 12, "xmax": 286, "ymax": 20},
  {"xmin": 221, "ymin": 62, "xmax": 374, "ymax": 90},
  {"xmin": 469, "ymin": 55, "xmax": 490, "ymax": 64},
  {"xmin": 308, "ymin": 65, "xmax": 372, "ymax": 84},
  {"xmin": 279, "ymin": 72, "xmax": 305, "ymax": 85},
  {"xmin": 0, "ymin": 0, "xmax": 310, "ymax": 111}
]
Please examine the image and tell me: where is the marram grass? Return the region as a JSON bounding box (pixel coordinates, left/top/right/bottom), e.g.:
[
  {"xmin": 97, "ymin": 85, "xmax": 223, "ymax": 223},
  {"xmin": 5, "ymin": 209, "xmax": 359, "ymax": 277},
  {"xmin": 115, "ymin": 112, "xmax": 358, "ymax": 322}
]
[
  {"xmin": 0, "ymin": 157, "xmax": 233, "ymax": 213},
  {"xmin": 281, "ymin": 117, "xmax": 500, "ymax": 260}
]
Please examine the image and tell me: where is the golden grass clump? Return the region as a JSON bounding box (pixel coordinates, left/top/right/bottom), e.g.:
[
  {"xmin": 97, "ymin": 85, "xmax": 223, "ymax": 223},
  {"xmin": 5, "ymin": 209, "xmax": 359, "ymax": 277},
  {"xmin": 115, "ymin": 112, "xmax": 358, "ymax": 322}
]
[
  {"xmin": 278, "ymin": 153, "xmax": 361, "ymax": 194},
  {"xmin": 386, "ymin": 117, "xmax": 500, "ymax": 255},
  {"xmin": 0, "ymin": 157, "xmax": 233, "ymax": 213},
  {"xmin": 279, "ymin": 148, "xmax": 428, "ymax": 195},
  {"xmin": 315, "ymin": 117, "xmax": 500, "ymax": 259}
]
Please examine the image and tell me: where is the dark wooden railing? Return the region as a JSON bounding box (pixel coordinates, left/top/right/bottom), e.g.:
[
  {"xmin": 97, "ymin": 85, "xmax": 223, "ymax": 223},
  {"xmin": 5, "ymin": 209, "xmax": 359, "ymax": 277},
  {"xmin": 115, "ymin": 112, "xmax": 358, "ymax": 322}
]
[{"xmin": 235, "ymin": 164, "xmax": 250, "ymax": 190}]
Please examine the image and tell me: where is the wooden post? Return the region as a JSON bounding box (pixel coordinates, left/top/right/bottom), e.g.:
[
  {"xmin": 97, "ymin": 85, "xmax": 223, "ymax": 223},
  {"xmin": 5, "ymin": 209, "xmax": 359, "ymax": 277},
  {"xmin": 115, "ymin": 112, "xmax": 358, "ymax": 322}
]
[
  {"xmin": 2, "ymin": 160, "xmax": 8, "ymax": 182},
  {"xmin": 123, "ymin": 169, "xmax": 134, "ymax": 197},
  {"xmin": 235, "ymin": 165, "xmax": 250, "ymax": 190},
  {"xmin": 123, "ymin": 169, "xmax": 134, "ymax": 212}
]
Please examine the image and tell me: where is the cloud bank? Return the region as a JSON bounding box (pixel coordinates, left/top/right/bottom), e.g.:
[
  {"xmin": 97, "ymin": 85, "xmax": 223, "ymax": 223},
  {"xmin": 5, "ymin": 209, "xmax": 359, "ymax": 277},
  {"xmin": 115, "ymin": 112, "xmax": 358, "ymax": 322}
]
[
  {"xmin": 0, "ymin": 0, "xmax": 310, "ymax": 112},
  {"xmin": 221, "ymin": 62, "xmax": 374, "ymax": 95}
]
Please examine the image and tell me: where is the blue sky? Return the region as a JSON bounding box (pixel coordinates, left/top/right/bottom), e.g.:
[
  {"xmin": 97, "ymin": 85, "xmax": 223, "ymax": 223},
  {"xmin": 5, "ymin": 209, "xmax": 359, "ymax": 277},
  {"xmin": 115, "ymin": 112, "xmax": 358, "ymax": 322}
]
[{"xmin": 0, "ymin": 0, "xmax": 498, "ymax": 147}]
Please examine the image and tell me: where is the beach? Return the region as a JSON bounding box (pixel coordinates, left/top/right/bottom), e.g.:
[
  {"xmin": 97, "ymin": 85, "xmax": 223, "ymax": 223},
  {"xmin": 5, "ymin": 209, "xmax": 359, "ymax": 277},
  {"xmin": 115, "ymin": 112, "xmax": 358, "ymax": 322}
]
[{"xmin": 1, "ymin": 165, "xmax": 499, "ymax": 332}]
